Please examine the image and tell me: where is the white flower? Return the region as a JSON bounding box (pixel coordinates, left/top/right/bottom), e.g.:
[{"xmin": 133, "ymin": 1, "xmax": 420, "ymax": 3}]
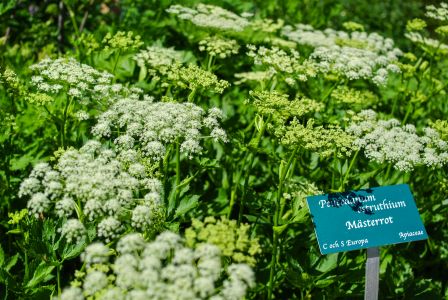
[
  {"xmin": 60, "ymin": 219, "xmax": 86, "ymax": 243},
  {"xmin": 117, "ymin": 233, "xmax": 146, "ymax": 254},
  {"xmin": 167, "ymin": 4, "xmax": 251, "ymax": 32},
  {"xmin": 81, "ymin": 242, "xmax": 110, "ymax": 265},
  {"xmin": 59, "ymin": 286, "xmax": 84, "ymax": 300},
  {"xmin": 63, "ymin": 231, "xmax": 255, "ymax": 299},
  {"xmin": 97, "ymin": 216, "xmax": 123, "ymax": 242},
  {"xmin": 93, "ymin": 100, "xmax": 227, "ymax": 160},
  {"xmin": 131, "ymin": 205, "xmax": 153, "ymax": 229},
  {"xmin": 27, "ymin": 193, "xmax": 51, "ymax": 218},
  {"xmin": 83, "ymin": 271, "xmax": 108, "ymax": 296},
  {"xmin": 347, "ymin": 110, "xmax": 448, "ymax": 171}
]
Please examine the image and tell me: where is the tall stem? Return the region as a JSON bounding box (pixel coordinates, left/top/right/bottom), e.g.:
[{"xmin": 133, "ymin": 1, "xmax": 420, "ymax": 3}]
[
  {"xmin": 57, "ymin": 265, "xmax": 61, "ymax": 296},
  {"xmin": 340, "ymin": 150, "xmax": 359, "ymax": 192},
  {"xmin": 61, "ymin": 96, "xmax": 72, "ymax": 148},
  {"xmin": 112, "ymin": 50, "xmax": 122, "ymax": 76},
  {"xmin": 174, "ymin": 141, "xmax": 181, "ymax": 208},
  {"xmin": 268, "ymin": 146, "xmax": 299, "ymax": 300}
]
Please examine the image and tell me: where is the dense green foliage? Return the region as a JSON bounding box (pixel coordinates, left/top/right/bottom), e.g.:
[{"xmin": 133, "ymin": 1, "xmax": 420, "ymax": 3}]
[{"xmin": 1, "ymin": 0, "xmax": 447, "ymax": 299}]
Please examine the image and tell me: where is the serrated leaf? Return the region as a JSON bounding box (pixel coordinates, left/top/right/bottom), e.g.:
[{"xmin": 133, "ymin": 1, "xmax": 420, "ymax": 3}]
[
  {"xmin": 26, "ymin": 262, "xmax": 55, "ymax": 289},
  {"xmin": 62, "ymin": 241, "xmax": 86, "ymax": 261},
  {"xmin": 174, "ymin": 195, "xmax": 199, "ymax": 219}
]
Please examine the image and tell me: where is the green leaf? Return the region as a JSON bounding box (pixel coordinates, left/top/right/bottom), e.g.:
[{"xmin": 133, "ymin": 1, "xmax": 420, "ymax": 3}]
[
  {"xmin": 0, "ymin": 244, "xmax": 4, "ymax": 266},
  {"xmin": 315, "ymin": 275, "xmax": 337, "ymax": 288},
  {"xmin": 5, "ymin": 254, "xmax": 19, "ymax": 272},
  {"xmin": 7, "ymin": 228, "xmax": 22, "ymax": 234},
  {"xmin": 0, "ymin": 0, "xmax": 17, "ymax": 16},
  {"xmin": 273, "ymin": 224, "xmax": 288, "ymax": 235},
  {"xmin": 316, "ymin": 253, "xmax": 338, "ymax": 273},
  {"xmin": 174, "ymin": 195, "xmax": 199, "ymax": 219},
  {"xmin": 26, "ymin": 262, "xmax": 55, "ymax": 289},
  {"xmin": 62, "ymin": 240, "xmax": 86, "ymax": 261}
]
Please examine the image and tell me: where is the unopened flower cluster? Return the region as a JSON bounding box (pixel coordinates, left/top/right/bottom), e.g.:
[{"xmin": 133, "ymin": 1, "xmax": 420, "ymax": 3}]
[
  {"xmin": 20, "ymin": 141, "xmax": 164, "ymax": 243},
  {"xmin": 246, "ymin": 45, "xmax": 317, "ymax": 83},
  {"xmin": 279, "ymin": 119, "xmax": 356, "ymax": 158},
  {"xmin": 92, "ymin": 99, "xmax": 228, "ymax": 160},
  {"xmin": 102, "ymin": 31, "xmax": 143, "ymax": 51},
  {"xmin": 282, "ymin": 24, "xmax": 402, "ymax": 85},
  {"xmin": 248, "ymin": 90, "xmax": 323, "ymax": 124},
  {"xmin": 174, "ymin": 64, "xmax": 230, "ymax": 94},
  {"xmin": 199, "ymin": 35, "xmax": 240, "ymax": 59},
  {"xmin": 347, "ymin": 110, "xmax": 448, "ymax": 172},
  {"xmin": 331, "ymin": 86, "xmax": 377, "ymax": 107},
  {"xmin": 185, "ymin": 216, "xmax": 261, "ymax": 266},
  {"xmin": 60, "ymin": 231, "xmax": 255, "ymax": 300},
  {"xmin": 166, "ymin": 4, "xmax": 251, "ymax": 32}
]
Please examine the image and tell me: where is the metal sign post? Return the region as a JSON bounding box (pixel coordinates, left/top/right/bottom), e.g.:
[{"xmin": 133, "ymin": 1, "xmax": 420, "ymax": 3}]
[{"xmin": 364, "ymin": 247, "xmax": 380, "ymax": 300}]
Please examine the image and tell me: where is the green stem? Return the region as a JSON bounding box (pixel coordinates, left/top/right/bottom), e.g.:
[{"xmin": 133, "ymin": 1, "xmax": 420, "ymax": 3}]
[
  {"xmin": 207, "ymin": 55, "xmax": 215, "ymax": 71},
  {"xmin": 229, "ymin": 115, "xmax": 270, "ymax": 219},
  {"xmin": 322, "ymin": 79, "xmax": 342, "ymax": 103},
  {"xmin": 57, "ymin": 265, "xmax": 61, "ymax": 296},
  {"xmin": 384, "ymin": 164, "xmax": 392, "ymax": 184},
  {"xmin": 188, "ymin": 88, "xmax": 197, "ymax": 103},
  {"xmin": 268, "ymin": 146, "xmax": 299, "ymax": 300},
  {"xmin": 174, "ymin": 141, "xmax": 181, "ymax": 208},
  {"xmin": 340, "ymin": 150, "xmax": 359, "ymax": 192},
  {"xmin": 61, "ymin": 96, "xmax": 72, "ymax": 148},
  {"xmin": 402, "ymin": 101, "xmax": 413, "ymax": 125},
  {"xmin": 238, "ymin": 153, "xmax": 255, "ymax": 225},
  {"xmin": 63, "ymin": 1, "xmax": 80, "ymax": 38},
  {"xmin": 279, "ymin": 146, "xmax": 299, "ymax": 219},
  {"xmin": 267, "ymin": 231, "xmax": 279, "ymax": 300},
  {"xmin": 112, "ymin": 50, "xmax": 121, "ymax": 75}
]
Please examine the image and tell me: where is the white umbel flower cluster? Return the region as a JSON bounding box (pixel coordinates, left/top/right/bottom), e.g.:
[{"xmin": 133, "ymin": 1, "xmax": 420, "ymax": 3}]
[
  {"xmin": 29, "ymin": 57, "xmax": 143, "ymax": 104},
  {"xmin": 19, "ymin": 141, "xmax": 164, "ymax": 242},
  {"xmin": 166, "ymin": 4, "xmax": 251, "ymax": 32},
  {"xmin": 134, "ymin": 45, "xmax": 184, "ymax": 70},
  {"xmin": 347, "ymin": 110, "xmax": 448, "ymax": 172},
  {"xmin": 92, "ymin": 99, "xmax": 228, "ymax": 160},
  {"xmin": 426, "ymin": 2, "xmax": 448, "ymax": 22},
  {"xmin": 61, "ymin": 231, "xmax": 255, "ymax": 300},
  {"xmin": 282, "ymin": 24, "xmax": 402, "ymax": 85}
]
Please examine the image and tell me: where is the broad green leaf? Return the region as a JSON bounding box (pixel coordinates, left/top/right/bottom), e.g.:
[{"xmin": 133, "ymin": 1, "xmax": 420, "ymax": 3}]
[
  {"xmin": 174, "ymin": 195, "xmax": 199, "ymax": 219},
  {"xmin": 316, "ymin": 253, "xmax": 338, "ymax": 273},
  {"xmin": 26, "ymin": 262, "xmax": 55, "ymax": 289}
]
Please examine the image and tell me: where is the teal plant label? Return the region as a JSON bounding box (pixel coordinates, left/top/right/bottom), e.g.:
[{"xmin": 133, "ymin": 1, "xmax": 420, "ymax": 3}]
[{"xmin": 306, "ymin": 184, "xmax": 428, "ymax": 255}]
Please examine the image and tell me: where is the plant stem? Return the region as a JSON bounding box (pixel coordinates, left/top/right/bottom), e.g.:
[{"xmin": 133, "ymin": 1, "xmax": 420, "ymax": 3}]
[
  {"xmin": 267, "ymin": 231, "xmax": 278, "ymax": 300},
  {"xmin": 188, "ymin": 88, "xmax": 197, "ymax": 103},
  {"xmin": 61, "ymin": 96, "xmax": 72, "ymax": 148},
  {"xmin": 238, "ymin": 153, "xmax": 255, "ymax": 225},
  {"xmin": 57, "ymin": 265, "xmax": 61, "ymax": 296},
  {"xmin": 340, "ymin": 150, "xmax": 359, "ymax": 192},
  {"xmin": 112, "ymin": 50, "xmax": 121, "ymax": 75},
  {"xmin": 268, "ymin": 146, "xmax": 299, "ymax": 300},
  {"xmin": 174, "ymin": 141, "xmax": 181, "ymax": 208}
]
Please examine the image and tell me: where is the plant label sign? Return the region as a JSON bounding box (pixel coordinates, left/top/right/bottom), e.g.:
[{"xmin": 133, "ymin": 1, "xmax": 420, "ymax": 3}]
[{"xmin": 306, "ymin": 184, "xmax": 428, "ymax": 255}]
